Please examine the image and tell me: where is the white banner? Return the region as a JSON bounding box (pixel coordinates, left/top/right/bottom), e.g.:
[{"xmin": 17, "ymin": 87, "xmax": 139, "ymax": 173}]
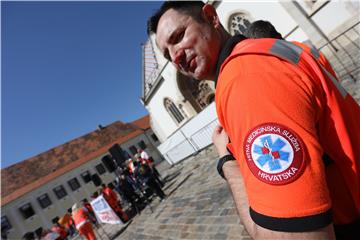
[{"xmin": 90, "ymin": 196, "xmax": 123, "ymax": 225}]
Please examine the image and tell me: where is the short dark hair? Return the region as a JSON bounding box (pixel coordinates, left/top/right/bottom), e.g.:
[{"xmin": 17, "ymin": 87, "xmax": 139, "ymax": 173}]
[
  {"xmin": 245, "ymin": 20, "xmax": 283, "ymax": 39},
  {"xmin": 147, "ymin": 1, "xmax": 205, "ymax": 35}
]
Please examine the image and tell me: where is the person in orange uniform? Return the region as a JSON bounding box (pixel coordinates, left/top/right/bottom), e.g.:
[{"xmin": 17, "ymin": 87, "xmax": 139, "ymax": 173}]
[
  {"xmin": 58, "ymin": 210, "xmax": 77, "ymax": 237},
  {"xmin": 71, "ymin": 203, "xmax": 96, "ymax": 240},
  {"xmin": 148, "ymin": 1, "xmax": 360, "ymax": 239},
  {"xmin": 82, "ymin": 199, "xmax": 99, "ymax": 226},
  {"xmin": 101, "ymin": 184, "xmax": 128, "ymax": 222}
]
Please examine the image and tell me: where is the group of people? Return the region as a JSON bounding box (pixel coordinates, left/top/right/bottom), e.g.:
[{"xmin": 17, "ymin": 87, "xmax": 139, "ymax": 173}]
[
  {"xmin": 20, "ymin": 149, "xmax": 165, "ymax": 240},
  {"xmin": 114, "ymin": 149, "xmax": 166, "ymax": 215},
  {"xmin": 20, "ymin": 199, "xmax": 96, "ymax": 240},
  {"xmin": 148, "ymin": 1, "xmax": 359, "ymax": 239}
]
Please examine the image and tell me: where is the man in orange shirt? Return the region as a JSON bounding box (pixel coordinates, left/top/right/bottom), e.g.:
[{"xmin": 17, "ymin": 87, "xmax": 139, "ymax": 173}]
[
  {"xmin": 71, "ymin": 203, "xmax": 96, "ymax": 240},
  {"xmin": 148, "ymin": 1, "xmax": 360, "ymax": 239}
]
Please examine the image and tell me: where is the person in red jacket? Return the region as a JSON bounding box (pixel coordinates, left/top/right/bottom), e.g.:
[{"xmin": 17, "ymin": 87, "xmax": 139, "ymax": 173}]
[
  {"xmin": 71, "ymin": 203, "xmax": 96, "ymax": 240},
  {"xmin": 147, "ymin": 1, "xmax": 360, "ymax": 239},
  {"xmin": 82, "ymin": 199, "xmax": 99, "ymax": 227},
  {"xmin": 101, "ymin": 184, "xmax": 128, "ymax": 222}
]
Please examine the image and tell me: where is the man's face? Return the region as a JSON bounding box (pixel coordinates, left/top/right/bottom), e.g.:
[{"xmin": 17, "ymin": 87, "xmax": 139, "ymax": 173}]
[{"xmin": 156, "ymin": 8, "xmax": 221, "ymax": 80}]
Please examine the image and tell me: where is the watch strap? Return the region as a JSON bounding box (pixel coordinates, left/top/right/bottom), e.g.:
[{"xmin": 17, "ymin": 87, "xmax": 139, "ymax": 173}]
[{"xmin": 217, "ymin": 154, "xmax": 235, "ymax": 179}]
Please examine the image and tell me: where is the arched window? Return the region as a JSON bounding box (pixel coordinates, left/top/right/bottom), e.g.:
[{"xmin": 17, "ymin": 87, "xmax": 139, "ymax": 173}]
[
  {"xmin": 228, "ymin": 12, "xmax": 252, "ymax": 36},
  {"xmin": 164, "ymin": 98, "xmax": 185, "ymax": 124}
]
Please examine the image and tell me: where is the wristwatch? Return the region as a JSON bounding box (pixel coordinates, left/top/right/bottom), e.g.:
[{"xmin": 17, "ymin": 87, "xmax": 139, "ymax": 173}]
[{"xmin": 217, "ymin": 154, "xmax": 235, "ymax": 179}]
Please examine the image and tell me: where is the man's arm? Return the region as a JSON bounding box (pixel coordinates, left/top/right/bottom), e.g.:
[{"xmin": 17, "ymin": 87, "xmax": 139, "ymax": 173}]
[
  {"xmin": 212, "ymin": 125, "xmax": 335, "ymax": 239},
  {"xmin": 223, "ymin": 161, "xmax": 335, "ymax": 239}
]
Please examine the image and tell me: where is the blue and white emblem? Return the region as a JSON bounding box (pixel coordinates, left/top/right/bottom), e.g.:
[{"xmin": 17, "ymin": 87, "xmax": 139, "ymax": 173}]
[
  {"xmin": 244, "ymin": 123, "xmax": 305, "ymax": 185},
  {"xmin": 251, "ymin": 134, "xmax": 293, "ymax": 174}
]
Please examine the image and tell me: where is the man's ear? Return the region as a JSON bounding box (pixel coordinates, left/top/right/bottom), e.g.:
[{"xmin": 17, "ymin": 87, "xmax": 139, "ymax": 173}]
[{"xmin": 202, "ymin": 4, "xmax": 220, "ymax": 28}]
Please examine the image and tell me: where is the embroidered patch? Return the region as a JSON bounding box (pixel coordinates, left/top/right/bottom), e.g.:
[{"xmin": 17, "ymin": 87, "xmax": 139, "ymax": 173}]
[{"xmin": 244, "ymin": 123, "xmax": 305, "ymax": 185}]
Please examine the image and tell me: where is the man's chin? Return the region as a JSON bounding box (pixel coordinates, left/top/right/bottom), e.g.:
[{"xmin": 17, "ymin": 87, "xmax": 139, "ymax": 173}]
[{"xmin": 181, "ymin": 70, "xmax": 207, "ymax": 81}]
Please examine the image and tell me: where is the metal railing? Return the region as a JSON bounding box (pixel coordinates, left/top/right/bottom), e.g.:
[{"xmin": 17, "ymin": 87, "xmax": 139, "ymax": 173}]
[
  {"xmin": 318, "ymin": 22, "xmax": 360, "ymax": 82},
  {"xmin": 158, "ymin": 104, "xmax": 218, "ymax": 165}
]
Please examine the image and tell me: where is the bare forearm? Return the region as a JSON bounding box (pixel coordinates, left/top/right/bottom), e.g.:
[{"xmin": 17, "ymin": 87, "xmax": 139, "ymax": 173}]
[
  {"xmin": 223, "ymin": 162, "xmax": 336, "ymax": 239},
  {"xmin": 223, "ymin": 161, "xmax": 257, "ymax": 236}
]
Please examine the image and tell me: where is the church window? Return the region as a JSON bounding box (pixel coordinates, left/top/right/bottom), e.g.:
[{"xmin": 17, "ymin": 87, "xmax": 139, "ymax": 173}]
[
  {"xmin": 164, "ymin": 98, "xmax": 185, "ymax": 124},
  {"xmin": 228, "ymin": 12, "xmax": 252, "ymax": 36}
]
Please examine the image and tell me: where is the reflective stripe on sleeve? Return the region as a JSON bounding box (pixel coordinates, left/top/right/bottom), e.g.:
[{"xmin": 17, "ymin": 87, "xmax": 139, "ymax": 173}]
[
  {"xmin": 320, "ymin": 65, "xmax": 347, "ymax": 98},
  {"xmin": 75, "ymin": 219, "xmax": 89, "ymax": 230},
  {"xmin": 269, "ymin": 40, "xmax": 303, "ymax": 64}
]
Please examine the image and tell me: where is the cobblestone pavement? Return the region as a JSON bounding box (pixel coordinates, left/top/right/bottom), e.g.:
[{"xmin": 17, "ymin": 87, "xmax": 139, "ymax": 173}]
[{"xmin": 90, "ymin": 145, "xmax": 250, "ymax": 240}]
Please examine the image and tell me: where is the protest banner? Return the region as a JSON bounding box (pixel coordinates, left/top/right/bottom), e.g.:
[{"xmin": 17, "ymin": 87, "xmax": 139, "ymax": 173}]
[{"xmin": 90, "ymin": 195, "xmax": 123, "ymax": 225}]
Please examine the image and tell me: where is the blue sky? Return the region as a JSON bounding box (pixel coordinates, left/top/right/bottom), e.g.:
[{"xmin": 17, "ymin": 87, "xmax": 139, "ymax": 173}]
[{"xmin": 2, "ymin": 1, "xmax": 163, "ymax": 168}]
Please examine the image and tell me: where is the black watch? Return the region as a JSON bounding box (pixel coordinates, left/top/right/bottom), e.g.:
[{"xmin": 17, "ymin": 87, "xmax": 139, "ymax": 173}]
[{"xmin": 217, "ymin": 154, "xmax": 235, "ymax": 179}]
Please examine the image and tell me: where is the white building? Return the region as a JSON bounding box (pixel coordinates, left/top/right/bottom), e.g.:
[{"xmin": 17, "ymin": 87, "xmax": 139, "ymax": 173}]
[
  {"xmin": 141, "ymin": 0, "xmax": 359, "ymax": 164},
  {"xmin": 1, "ymin": 115, "xmax": 163, "ymax": 239}
]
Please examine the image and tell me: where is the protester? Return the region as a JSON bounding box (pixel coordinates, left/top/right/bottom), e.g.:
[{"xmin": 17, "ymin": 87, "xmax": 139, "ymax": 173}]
[
  {"xmin": 50, "ymin": 217, "xmax": 68, "ymax": 240},
  {"xmin": 71, "ymin": 203, "xmax": 96, "ymax": 240},
  {"xmin": 135, "ymin": 160, "xmax": 166, "ymax": 201},
  {"xmin": 101, "ymin": 184, "xmax": 129, "ymax": 222},
  {"xmin": 82, "ymin": 199, "xmax": 98, "ymax": 226},
  {"xmin": 126, "ymin": 158, "xmax": 135, "ymax": 174},
  {"xmin": 39, "ymin": 230, "xmax": 59, "ymax": 240},
  {"xmin": 137, "ymin": 149, "xmax": 164, "ymax": 187},
  {"xmin": 148, "ymin": 1, "xmax": 360, "ymax": 239},
  {"xmin": 116, "ymin": 174, "xmax": 143, "ymax": 215}
]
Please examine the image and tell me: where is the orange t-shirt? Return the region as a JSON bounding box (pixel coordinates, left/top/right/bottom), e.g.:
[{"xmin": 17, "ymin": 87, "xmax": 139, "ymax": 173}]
[{"xmin": 215, "ymin": 39, "xmax": 360, "ymax": 227}]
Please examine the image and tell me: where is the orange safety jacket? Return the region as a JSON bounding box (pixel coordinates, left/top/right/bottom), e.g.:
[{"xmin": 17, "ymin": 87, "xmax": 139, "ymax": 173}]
[
  {"xmin": 72, "ymin": 208, "xmax": 91, "ymax": 230},
  {"xmin": 102, "ymin": 187, "xmax": 118, "ymax": 207},
  {"xmin": 216, "ymin": 38, "xmax": 360, "ymax": 231},
  {"xmin": 291, "ymin": 41, "xmax": 337, "ymax": 78}
]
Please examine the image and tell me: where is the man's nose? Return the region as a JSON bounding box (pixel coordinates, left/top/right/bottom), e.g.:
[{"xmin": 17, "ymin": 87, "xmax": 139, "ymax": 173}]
[{"xmin": 170, "ymin": 48, "xmax": 185, "ymax": 66}]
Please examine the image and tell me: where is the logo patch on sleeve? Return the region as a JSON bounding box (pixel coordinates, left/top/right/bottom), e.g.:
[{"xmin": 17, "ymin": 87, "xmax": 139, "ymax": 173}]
[{"xmin": 243, "ymin": 123, "xmax": 305, "ymax": 185}]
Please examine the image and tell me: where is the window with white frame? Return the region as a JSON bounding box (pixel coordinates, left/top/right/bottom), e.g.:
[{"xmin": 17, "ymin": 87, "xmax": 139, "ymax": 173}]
[
  {"xmin": 19, "ymin": 203, "xmax": 35, "ymax": 219},
  {"xmin": 81, "ymin": 171, "xmax": 92, "ymax": 183},
  {"xmin": 95, "ymin": 163, "xmax": 106, "ymax": 175},
  {"xmin": 53, "ymin": 185, "xmax": 67, "ymax": 199},
  {"xmin": 37, "ymin": 193, "xmax": 52, "ymax": 209},
  {"xmin": 129, "ymin": 145, "xmax": 138, "ymax": 155},
  {"xmin": 138, "ymin": 140, "xmax": 147, "ymax": 150},
  {"xmin": 151, "ymin": 133, "xmax": 159, "ymax": 142},
  {"xmin": 68, "ymin": 178, "xmax": 81, "ymax": 191}
]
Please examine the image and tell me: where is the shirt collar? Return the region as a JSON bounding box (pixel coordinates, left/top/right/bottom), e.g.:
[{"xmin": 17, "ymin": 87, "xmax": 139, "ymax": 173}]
[{"xmin": 215, "ymin": 34, "xmax": 247, "ymax": 87}]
